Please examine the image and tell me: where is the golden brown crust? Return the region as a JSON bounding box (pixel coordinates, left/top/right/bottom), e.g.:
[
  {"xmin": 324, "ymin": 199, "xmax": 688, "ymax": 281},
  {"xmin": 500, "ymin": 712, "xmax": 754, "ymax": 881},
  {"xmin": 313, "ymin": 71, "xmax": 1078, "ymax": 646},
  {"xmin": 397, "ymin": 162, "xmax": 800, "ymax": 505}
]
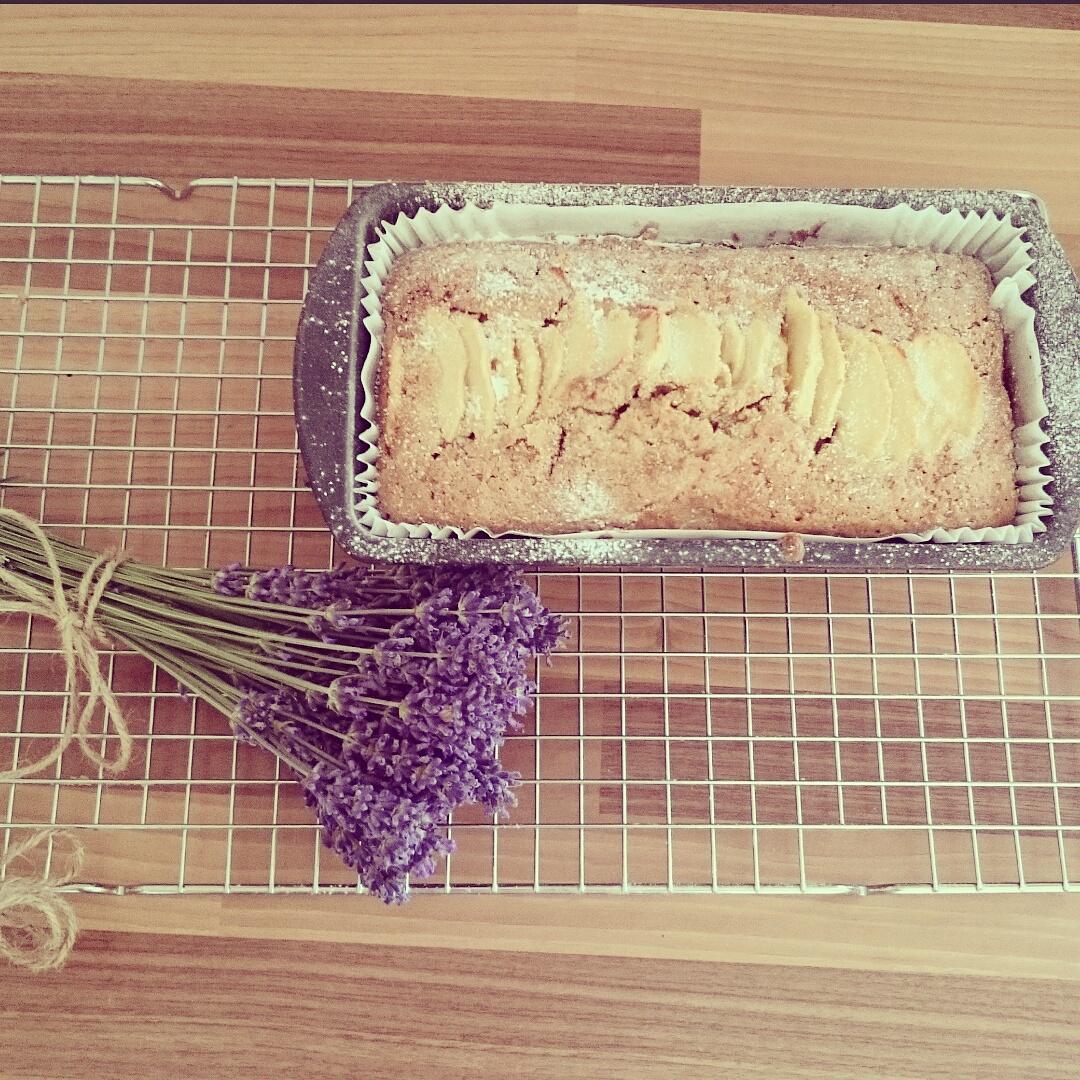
[{"xmin": 376, "ymin": 239, "xmax": 1017, "ymax": 536}]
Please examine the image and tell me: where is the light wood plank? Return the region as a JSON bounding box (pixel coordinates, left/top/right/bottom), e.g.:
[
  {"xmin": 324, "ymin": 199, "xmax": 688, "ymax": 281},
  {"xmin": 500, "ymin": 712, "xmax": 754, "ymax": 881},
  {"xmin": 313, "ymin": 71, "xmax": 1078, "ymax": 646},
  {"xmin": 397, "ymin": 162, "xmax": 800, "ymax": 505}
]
[
  {"xmin": 699, "ymin": 109, "xmax": 1080, "ymax": 262},
  {"xmin": 71, "ymin": 893, "xmax": 1080, "ymax": 981},
  {"xmin": 0, "ymin": 3, "xmax": 579, "ymax": 101},
  {"xmin": 576, "ymin": 7, "xmax": 1080, "ymax": 122},
  {"xmin": 576, "ymin": 6, "xmax": 1080, "ymax": 260}
]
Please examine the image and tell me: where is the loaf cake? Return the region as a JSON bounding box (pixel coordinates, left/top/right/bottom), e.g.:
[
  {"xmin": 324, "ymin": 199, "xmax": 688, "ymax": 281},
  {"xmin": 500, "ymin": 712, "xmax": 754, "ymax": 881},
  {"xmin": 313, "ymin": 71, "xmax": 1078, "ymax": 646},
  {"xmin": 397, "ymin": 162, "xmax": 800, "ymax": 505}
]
[{"xmin": 375, "ymin": 238, "xmax": 1017, "ymax": 535}]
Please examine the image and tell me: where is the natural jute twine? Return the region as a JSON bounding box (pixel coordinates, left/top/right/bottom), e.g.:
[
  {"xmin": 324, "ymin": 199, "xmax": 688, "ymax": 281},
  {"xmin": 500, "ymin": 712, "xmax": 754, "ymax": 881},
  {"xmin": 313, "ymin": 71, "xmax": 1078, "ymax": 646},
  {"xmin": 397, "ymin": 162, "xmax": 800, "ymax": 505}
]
[
  {"xmin": 0, "ymin": 507, "xmax": 132, "ymax": 780},
  {"xmin": 0, "ymin": 830, "xmax": 84, "ymax": 972},
  {"xmin": 0, "ymin": 507, "xmax": 134, "ymax": 970}
]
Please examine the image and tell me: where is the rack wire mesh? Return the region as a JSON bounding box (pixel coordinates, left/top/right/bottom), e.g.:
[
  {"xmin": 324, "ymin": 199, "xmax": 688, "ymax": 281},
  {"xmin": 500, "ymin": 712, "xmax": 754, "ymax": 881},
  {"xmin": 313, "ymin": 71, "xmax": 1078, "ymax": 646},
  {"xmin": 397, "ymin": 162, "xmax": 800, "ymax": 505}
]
[{"xmin": 0, "ymin": 176, "xmax": 1078, "ymax": 897}]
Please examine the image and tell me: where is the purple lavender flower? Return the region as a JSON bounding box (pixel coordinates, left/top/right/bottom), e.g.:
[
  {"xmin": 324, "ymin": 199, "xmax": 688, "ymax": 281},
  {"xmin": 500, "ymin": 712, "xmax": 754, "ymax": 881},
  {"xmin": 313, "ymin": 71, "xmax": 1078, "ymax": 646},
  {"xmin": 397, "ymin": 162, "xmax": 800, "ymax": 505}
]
[
  {"xmin": 222, "ymin": 562, "xmax": 418, "ymax": 611},
  {"xmin": 212, "ymin": 563, "xmax": 254, "ymax": 597},
  {"xmin": 302, "ymin": 764, "xmax": 455, "ymax": 904},
  {"xmin": 215, "ymin": 561, "xmax": 565, "ymax": 903}
]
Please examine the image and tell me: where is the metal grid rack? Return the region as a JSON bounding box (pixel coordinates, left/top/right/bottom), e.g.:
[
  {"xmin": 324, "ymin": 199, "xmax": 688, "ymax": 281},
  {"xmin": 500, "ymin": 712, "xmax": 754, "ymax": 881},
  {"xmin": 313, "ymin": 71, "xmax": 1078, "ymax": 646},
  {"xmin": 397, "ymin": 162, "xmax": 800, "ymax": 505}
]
[{"xmin": 1, "ymin": 176, "xmax": 1078, "ymax": 897}]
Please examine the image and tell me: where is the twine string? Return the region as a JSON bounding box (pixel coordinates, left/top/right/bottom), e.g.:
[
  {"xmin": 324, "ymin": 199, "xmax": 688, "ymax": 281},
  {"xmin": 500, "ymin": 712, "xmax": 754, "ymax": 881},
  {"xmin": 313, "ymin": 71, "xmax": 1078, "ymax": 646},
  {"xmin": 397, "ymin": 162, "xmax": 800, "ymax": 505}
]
[
  {"xmin": 0, "ymin": 508, "xmax": 132, "ymax": 780},
  {"xmin": 0, "ymin": 830, "xmax": 83, "ymax": 972}
]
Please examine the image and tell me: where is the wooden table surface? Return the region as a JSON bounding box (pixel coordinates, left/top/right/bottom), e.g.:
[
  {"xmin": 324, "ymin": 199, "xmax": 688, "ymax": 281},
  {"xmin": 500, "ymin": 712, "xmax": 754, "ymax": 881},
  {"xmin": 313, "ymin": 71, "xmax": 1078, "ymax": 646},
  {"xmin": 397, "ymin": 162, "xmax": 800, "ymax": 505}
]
[{"xmin": 2, "ymin": 5, "xmax": 1080, "ymax": 1077}]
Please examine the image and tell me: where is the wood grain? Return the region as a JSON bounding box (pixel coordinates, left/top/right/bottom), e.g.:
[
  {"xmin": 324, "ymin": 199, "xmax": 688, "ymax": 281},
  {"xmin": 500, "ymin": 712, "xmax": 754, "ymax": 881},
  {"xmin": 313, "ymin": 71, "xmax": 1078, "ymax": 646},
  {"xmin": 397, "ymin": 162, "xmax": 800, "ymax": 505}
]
[
  {"xmin": 70, "ymin": 893, "xmax": 1080, "ymax": 981},
  {"xmin": 576, "ymin": 5, "xmax": 1080, "ymax": 260},
  {"xmin": 0, "ymin": 4, "xmax": 580, "ymax": 101},
  {"xmin": 698, "ymin": 108, "xmax": 1080, "ymax": 262},
  {"xmin": 575, "ymin": 7, "xmax": 1080, "ymax": 121},
  {"xmin": 0, "ymin": 74, "xmax": 699, "ymax": 187},
  {"xmin": 651, "ymin": 5, "xmax": 1080, "ymax": 31},
  {"xmin": 3, "ymin": 930, "xmax": 1078, "ymax": 1080}
]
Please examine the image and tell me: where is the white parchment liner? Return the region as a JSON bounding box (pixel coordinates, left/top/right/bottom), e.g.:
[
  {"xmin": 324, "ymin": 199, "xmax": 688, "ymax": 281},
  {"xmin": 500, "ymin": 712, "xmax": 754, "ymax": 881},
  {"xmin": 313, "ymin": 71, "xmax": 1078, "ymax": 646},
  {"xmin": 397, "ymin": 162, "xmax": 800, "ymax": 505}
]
[{"xmin": 356, "ymin": 201, "xmax": 1052, "ymax": 543}]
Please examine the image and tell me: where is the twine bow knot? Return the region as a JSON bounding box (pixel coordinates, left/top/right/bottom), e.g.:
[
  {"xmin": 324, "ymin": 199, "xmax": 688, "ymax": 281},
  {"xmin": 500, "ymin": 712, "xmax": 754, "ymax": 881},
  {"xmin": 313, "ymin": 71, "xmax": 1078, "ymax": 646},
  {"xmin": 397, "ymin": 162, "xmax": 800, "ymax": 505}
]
[{"xmin": 0, "ymin": 508, "xmax": 132, "ymax": 780}]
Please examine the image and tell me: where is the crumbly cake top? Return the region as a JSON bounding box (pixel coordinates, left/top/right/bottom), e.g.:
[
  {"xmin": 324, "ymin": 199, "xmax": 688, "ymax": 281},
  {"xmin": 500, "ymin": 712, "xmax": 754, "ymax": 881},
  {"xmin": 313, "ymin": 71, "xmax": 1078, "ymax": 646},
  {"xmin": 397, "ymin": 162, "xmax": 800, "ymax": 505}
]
[{"xmin": 375, "ymin": 238, "xmax": 1015, "ymax": 536}]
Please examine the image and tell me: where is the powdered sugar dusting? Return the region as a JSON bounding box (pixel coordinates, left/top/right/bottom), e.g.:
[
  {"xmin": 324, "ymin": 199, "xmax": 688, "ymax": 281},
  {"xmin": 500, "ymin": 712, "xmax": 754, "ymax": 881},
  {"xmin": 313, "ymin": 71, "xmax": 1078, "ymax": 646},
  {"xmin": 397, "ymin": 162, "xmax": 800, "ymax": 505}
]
[
  {"xmin": 475, "ymin": 268, "xmax": 519, "ymax": 298},
  {"xmin": 566, "ymin": 263, "xmax": 646, "ymax": 307},
  {"xmin": 558, "ymin": 473, "xmax": 614, "ymax": 524}
]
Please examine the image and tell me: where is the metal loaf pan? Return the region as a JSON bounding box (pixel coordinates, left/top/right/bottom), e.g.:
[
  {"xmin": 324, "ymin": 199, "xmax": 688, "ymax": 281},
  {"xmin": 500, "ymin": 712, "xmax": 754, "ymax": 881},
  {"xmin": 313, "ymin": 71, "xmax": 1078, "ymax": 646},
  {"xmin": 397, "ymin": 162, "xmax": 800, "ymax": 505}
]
[{"xmin": 293, "ymin": 182, "xmax": 1080, "ymax": 569}]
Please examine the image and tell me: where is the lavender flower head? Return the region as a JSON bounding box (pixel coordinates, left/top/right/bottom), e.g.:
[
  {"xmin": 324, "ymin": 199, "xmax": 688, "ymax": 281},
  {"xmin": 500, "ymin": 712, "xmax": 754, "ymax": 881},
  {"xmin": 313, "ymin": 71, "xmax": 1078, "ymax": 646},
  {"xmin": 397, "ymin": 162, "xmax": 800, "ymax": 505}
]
[{"xmin": 217, "ymin": 563, "xmax": 565, "ymax": 903}]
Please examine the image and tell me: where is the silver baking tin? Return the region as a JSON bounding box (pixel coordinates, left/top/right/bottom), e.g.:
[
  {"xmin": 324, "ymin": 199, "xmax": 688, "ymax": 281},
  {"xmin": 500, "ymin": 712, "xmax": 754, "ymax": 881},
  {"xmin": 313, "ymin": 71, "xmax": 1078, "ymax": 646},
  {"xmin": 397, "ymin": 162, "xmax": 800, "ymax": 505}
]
[{"xmin": 293, "ymin": 182, "xmax": 1080, "ymax": 569}]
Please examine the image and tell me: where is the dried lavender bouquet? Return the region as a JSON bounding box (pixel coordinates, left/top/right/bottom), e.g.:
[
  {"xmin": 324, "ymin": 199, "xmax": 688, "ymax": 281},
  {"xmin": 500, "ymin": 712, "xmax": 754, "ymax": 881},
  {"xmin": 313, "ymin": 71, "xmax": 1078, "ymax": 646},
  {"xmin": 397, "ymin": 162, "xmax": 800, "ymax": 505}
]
[{"xmin": 0, "ymin": 510, "xmax": 564, "ymax": 903}]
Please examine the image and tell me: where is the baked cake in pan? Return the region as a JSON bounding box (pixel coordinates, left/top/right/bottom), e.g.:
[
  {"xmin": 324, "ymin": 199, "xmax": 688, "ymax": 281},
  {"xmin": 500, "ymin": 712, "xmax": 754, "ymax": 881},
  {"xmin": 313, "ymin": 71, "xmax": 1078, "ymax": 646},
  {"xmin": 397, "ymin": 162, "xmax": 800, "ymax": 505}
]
[{"xmin": 376, "ymin": 239, "xmax": 1016, "ymax": 536}]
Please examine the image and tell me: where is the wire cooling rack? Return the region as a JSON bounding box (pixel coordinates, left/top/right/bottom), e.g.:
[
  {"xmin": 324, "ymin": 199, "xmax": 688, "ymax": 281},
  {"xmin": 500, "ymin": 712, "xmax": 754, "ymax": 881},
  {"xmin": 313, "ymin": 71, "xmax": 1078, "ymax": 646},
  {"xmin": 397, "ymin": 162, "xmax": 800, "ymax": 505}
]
[{"xmin": 1, "ymin": 175, "xmax": 1078, "ymax": 897}]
